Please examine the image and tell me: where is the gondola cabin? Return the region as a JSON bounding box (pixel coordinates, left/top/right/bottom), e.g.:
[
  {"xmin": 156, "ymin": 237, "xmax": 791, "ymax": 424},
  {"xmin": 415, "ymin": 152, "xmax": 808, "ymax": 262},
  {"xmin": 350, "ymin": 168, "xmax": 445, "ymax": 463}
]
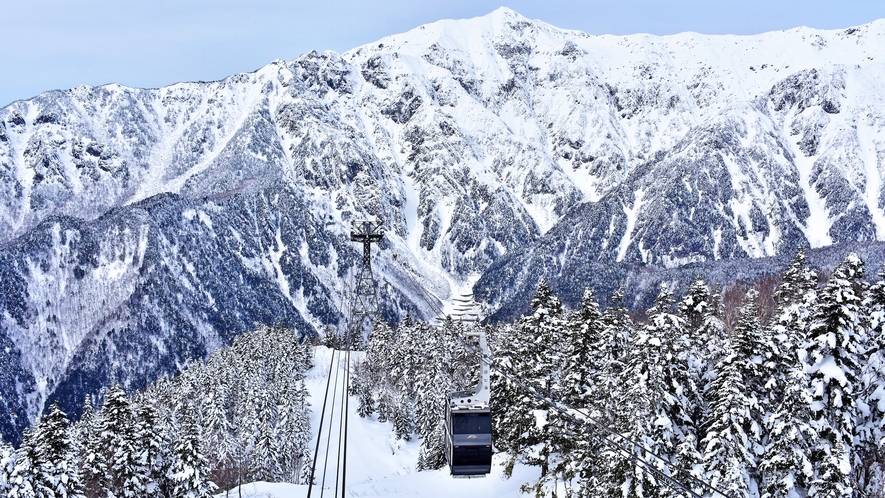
[
  {"xmin": 446, "ymin": 404, "xmax": 492, "ymax": 475},
  {"xmin": 445, "ymin": 329, "xmax": 493, "ymax": 476}
]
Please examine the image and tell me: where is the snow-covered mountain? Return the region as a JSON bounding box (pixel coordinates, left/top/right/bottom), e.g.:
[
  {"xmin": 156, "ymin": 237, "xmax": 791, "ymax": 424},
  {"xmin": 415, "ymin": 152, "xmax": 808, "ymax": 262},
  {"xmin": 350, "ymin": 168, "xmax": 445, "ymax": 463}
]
[{"xmin": 2, "ymin": 7, "xmax": 885, "ymax": 442}]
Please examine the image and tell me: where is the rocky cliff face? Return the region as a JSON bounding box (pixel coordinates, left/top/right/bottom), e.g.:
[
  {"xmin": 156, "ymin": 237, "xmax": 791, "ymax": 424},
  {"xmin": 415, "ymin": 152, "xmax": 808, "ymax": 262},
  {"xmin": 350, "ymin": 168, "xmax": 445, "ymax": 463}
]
[{"xmin": 1, "ymin": 7, "xmax": 884, "ymax": 442}]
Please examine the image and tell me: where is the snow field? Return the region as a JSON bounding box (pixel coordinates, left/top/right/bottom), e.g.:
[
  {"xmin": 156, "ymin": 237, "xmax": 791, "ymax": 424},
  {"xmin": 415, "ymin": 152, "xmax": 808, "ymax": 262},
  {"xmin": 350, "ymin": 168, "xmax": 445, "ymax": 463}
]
[{"xmin": 217, "ymin": 347, "xmax": 536, "ymax": 497}]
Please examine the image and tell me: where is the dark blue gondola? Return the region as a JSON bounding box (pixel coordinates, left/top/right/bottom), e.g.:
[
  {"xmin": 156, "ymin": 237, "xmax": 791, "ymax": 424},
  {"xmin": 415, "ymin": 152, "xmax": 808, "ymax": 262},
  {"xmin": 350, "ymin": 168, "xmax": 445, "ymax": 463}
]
[{"xmin": 445, "ymin": 329, "xmax": 493, "ymax": 477}]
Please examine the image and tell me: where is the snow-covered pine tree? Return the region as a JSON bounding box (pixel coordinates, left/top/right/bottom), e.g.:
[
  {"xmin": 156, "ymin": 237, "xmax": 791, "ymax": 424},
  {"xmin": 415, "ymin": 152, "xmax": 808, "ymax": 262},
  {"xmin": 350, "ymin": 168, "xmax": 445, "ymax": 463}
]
[
  {"xmin": 418, "ymin": 321, "xmax": 458, "ymax": 470},
  {"xmin": 132, "ymin": 398, "xmax": 171, "ymax": 498},
  {"xmin": 393, "ymin": 391, "xmax": 414, "ymax": 441},
  {"xmin": 510, "ymin": 279, "xmax": 565, "ymax": 479},
  {"xmin": 200, "ymin": 368, "xmax": 231, "ymax": 475},
  {"xmin": 562, "ymin": 288, "xmax": 602, "ymax": 408},
  {"xmin": 599, "ymin": 286, "xmax": 633, "ymax": 423},
  {"xmin": 603, "ymin": 284, "xmax": 689, "ymax": 498},
  {"xmin": 354, "ymin": 367, "xmax": 376, "ymax": 418},
  {"xmin": 250, "ymin": 385, "xmax": 281, "ymax": 481},
  {"xmin": 417, "ymin": 422, "xmax": 447, "ymax": 471},
  {"xmin": 76, "ymin": 395, "xmax": 108, "ymax": 498},
  {"xmin": 0, "ymin": 438, "xmax": 13, "ymax": 496},
  {"xmin": 524, "ymin": 279, "xmax": 565, "ymax": 397},
  {"xmin": 489, "ymin": 323, "xmax": 528, "ymax": 461},
  {"xmin": 804, "ymin": 253, "xmax": 866, "ymax": 497},
  {"xmin": 169, "ymin": 407, "xmax": 216, "ymax": 498},
  {"xmin": 100, "ymin": 384, "xmax": 147, "ymax": 497},
  {"xmin": 764, "ymin": 247, "xmax": 819, "ymax": 424},
  {"xmin": 701, "ymin": 334, "xmax": 755, "ymax": 498},
  {"xmin": 29, "ymin": 402, "xmax": 84, "ymax": 498},
  {"xmin": 759, "ymin": 366, "xmax": 818, "ymax": 498},
  {"xmin": 677, "ymin": 277, "xmax": 722, "ymax": 431},
  {"xmin": 8, "ymin": 428, "xmax": 37, "ymax": 498},
  {"xmin": 858, "ymin": 265, "xmax": 885, "ymax": 495},
  {"xmin": 729, "ymin": 289, "xmax": 767, "ymax": 460}
]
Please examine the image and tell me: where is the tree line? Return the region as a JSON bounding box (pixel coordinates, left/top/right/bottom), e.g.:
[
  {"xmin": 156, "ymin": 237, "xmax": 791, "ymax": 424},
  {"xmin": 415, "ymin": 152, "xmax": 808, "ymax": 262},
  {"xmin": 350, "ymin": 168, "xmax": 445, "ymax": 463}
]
[
  {"xmin": 357, "ymin": 249, "xmax": 885, "ymax": 497},
  {"xmin": 0, "ymin": 324, "xmax": 314, "ymax": 497}
]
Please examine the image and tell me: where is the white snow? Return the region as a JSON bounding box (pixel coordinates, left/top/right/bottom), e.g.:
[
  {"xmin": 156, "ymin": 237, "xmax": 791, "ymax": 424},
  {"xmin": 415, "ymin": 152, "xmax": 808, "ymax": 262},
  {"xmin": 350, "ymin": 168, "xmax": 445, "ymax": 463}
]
[
  {"xmin": 217, "ymin": 347, "xmax": 539, "ymax": 497},
  {"xmin": 616, "ymin": 188, "xmax": 645, "ymax": 262}
]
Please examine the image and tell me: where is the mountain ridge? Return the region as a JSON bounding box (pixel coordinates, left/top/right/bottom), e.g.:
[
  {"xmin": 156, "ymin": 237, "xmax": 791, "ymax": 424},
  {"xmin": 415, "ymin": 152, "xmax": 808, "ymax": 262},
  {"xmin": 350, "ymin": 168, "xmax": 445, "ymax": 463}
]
[{"xmin": 1, "ymin": 8, "xmax": 885, "ymax": 443}]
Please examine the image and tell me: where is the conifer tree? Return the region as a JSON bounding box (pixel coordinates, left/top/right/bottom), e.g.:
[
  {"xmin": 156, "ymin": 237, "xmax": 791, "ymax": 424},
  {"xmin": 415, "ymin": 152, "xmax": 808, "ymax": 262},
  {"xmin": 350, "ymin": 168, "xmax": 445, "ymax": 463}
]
[
  {"xmin": 250, "ymin": 386, "xmax": 280, "ymax": 481},
  {"xmin": 599, "ymin": 286, "xmax": 633, "ymax": 424},
  {"xmin": 8, "ymin": 428, "xmax": 37, "ymax": 498},
  {"xmin": 30, "ymin": 402, "xmax": 84, "ymax": 498},
  {"xmin": 759, "ymin": 366, "xmax": 817, "ymax": 498},
  {"xmin": 605, "ymin": 284, "xmax": 689, "ymax": 498},
  {"xmin": 764, "ymin": 248, "xmax": 819, "ymax": 422},
  {"xmin": 0, "ymin": 438, "xmax": 13, "ymax": 496},
  {"xmin": 677, "ymin": 277, "xmax": 721, "ymax": 429},
  {"xmin": 132, "ymin": 400, "xmax": 169, "ymax": 498},
  {"xmin": 858, "ymin": 265, "xmax": 885, "ymax": 495},
  {"xmin": 805, "ymin": 253, "xmax": 866, "ymax": 497},
  {"xmin": 169, "ymin": 407, "xmax": 216, "ymax": 498},
  {"xmin": 701, "ymin": 336, "xmax": 755, "ymax": 498},
  {"xmin": 562, "ymin": 288, "xmax": 603, "ymax": 407},
  {"xmin": 503, "ymin": 279, "xmax": 564, "ymax": 478},
  {"xmin": 393, "ymin": 392, "xmax": 414, "ymax": 441},
  {"xmin": 355, "ymin": 371, "xmax": 376, "ymax": 418},
  {"xmin": 78, "ymin": 396, "xmax": 108, "ymax": 498},
  {"xmin": 100, "ymin": 384, "xmax": 146, "ymax": 497},
  {"xmin": 729, "ymin": 289, "xmax": 766, "ymax": 457}
]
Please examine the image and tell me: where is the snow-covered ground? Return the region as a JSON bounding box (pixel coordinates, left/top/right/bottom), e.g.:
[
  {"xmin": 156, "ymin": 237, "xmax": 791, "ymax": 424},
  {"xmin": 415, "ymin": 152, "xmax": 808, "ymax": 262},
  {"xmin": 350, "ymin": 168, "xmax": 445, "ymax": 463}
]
[{"xmin": 217, "ymin": 347, "xmax": 537, "ymax": 498}]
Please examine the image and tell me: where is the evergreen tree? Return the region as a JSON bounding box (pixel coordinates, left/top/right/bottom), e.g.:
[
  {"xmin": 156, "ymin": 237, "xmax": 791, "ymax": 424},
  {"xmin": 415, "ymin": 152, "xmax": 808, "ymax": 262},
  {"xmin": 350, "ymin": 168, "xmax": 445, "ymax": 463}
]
[
  {"xmin": 30, "ymin": 402, "xmax": 84, "ymax": 498},
  {"xmin": 605, "ymin": 284, "xmax": 690, "ymax": 498},
  {"xmin": 505, "ymin": 279, "xmax": 564, "ymax": 478},
  {"xmin": 759, "ymin": 366, "xmax": 817, "ymax": 498},
  {"xmin": 599, "ymin": 286, "xmax": 633, "ymax": 424},
  {"xmin": 1, "ymin": 438, "xmax": 14, "ymax": 496},
  {"xmin": 764, "ymin": 248, "xmax": 818, "ymax": 423},
  {"xmin": 805, "ymin": 253, "xmax": 866, "ymax": 497},
  {"xmin": 77, "ymin": 396, "xmax": 108, "ymax": 498},
  {"xmin": 250, "ymin": 386, "xmax": 280, "ymax": 481},
  {"xmin": 393, "ymin": 392, "xmax": 414, "ymax": 441},
  {"xmin": 729, "ymin": 289, "xmax": 766, "ymax": 458},
  {"xmin": 100, "ymin": 384, "xmax": 146, "ymax": 497},
  {"xmin": 858, "ymin": 265, "xmax": 885, "ymax": 495},
  {"xmin": 677, "ymin": 277, "xmax": 722, "ymax": 430},
  {"xmin": 132, "ymin": 400, "xmax": 170, "ymax": 498},
  {"xmin": 701, "ymin": 336, "xmax": 755, "ymax": 498},
  {"xmin": 562, "ymin": 288, "xmax": 603, "ymax": 408},
  {"xmin": 8, "ymin": 428, "xmax": 37, "ymax": 498},
  {"xmin": 169, "ymin": 408, "xmax": 216, "ymax": 498},
  {"xmin": 355, "ymin": 373, "xmax": 376, "ymax": 418}
]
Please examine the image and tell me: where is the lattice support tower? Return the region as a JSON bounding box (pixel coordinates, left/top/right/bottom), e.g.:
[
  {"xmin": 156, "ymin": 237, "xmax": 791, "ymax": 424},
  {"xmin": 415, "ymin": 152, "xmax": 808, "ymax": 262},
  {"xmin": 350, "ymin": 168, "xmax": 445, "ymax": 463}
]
[{"xmin": 346, "ymin": 219, "xmax": 384, "ymax": 347}]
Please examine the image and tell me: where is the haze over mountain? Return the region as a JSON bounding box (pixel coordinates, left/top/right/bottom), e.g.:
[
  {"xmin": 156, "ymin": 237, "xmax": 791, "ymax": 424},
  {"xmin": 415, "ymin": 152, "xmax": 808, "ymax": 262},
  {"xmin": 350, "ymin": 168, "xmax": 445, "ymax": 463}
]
[{"xmin": 1, "ymin": 7, "xmax": 884, "ymax": 443}]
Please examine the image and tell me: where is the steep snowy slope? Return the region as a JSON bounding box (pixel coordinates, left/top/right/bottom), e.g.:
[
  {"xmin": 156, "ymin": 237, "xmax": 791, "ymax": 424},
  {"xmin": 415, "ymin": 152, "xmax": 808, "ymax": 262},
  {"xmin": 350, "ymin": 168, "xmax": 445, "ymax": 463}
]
[{"xmin": 2, "ymin": 8, "xmax": 885, "ymax": 442}]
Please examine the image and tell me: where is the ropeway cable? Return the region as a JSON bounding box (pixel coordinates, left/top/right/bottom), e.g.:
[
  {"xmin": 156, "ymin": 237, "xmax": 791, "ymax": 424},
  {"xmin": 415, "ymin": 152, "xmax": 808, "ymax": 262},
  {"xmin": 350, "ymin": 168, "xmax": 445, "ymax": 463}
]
[
  {"xmin": 307, "ymin": 348, "xmax": 338, "ymax": 498},
  {"xmin": 319, "ymin": 349, "xmax": 342, "ymax": 498},
  {"xmin": 341, "ymin": 342, "xmax": 352, "ymax": 495}
]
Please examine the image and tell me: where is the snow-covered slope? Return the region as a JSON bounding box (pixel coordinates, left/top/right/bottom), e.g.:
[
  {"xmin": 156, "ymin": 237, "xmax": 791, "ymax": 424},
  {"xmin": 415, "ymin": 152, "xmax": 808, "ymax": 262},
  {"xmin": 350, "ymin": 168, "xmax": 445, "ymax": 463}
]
[
  {"xmin": 222, "ymin": 347, "xmax": 535, "ymax": 498},
  {"xmin": 2, "ymin": 7, "xmax": 885, "ymax": 442}
]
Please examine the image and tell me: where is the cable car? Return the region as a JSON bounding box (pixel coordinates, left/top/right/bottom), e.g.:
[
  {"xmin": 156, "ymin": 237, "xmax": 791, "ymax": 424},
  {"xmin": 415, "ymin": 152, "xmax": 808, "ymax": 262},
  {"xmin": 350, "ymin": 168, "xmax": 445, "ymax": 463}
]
[{"xmin": 446, "ymin": 329, "xmax": 493, "ymax": 476}]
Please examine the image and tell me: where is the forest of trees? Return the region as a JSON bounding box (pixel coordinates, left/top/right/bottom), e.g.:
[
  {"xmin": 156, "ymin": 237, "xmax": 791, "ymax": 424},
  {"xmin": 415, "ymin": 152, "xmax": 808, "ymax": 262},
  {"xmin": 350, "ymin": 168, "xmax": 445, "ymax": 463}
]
[
  {"xmin": 0, "ymin": 324, "xmax": 314, "ymax": 497},
  {"xmin": 4, "ymin": 248, "xmax": 885, "ymax": 497},
  {"xmin": 356, "ymin": 249, "xmax": 885, "ymax": 497}
]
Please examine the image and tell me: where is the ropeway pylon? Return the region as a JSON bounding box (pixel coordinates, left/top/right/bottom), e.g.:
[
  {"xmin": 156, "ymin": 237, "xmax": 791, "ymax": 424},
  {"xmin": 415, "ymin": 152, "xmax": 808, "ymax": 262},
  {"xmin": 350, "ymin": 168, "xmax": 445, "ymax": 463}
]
[{"xmin": 345, "ymin": 219, "xmax": 384, "ymax": 346}]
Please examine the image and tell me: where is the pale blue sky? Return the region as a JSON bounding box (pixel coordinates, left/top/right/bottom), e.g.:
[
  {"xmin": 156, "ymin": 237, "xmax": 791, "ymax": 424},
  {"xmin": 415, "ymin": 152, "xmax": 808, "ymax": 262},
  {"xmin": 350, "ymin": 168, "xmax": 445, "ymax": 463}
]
[{"xmin": 2, "ymin": 0, "xmax": 884, "ymax": 107}]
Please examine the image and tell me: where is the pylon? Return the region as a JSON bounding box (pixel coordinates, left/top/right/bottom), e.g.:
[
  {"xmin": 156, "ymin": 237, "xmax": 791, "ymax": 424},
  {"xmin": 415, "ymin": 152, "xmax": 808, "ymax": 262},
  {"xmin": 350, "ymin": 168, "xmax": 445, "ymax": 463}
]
[{"xmin": 346, "ymin": 219, "xmax": 384, "ymax": 347}]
